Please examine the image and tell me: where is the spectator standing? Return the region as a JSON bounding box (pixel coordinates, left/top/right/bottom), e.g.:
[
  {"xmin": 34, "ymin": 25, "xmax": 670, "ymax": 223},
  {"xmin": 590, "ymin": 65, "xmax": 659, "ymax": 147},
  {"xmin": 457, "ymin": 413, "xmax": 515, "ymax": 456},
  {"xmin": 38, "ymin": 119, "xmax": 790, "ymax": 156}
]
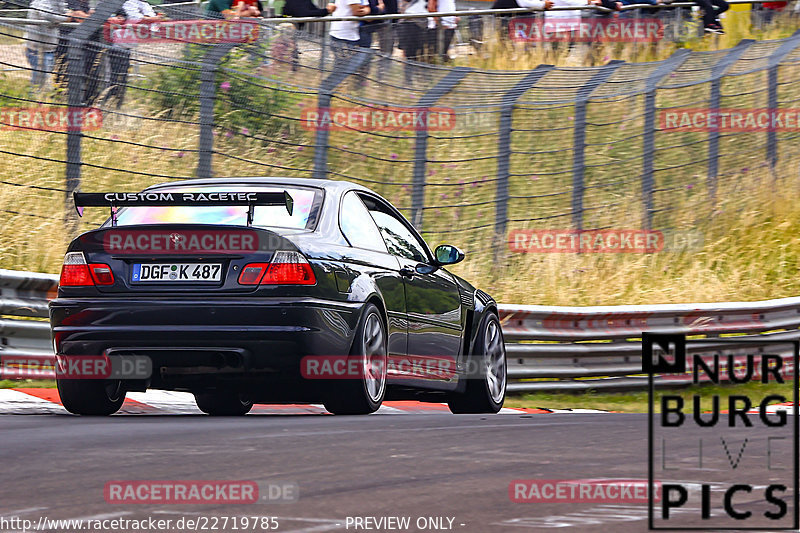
[
  {"xmin": 24, "ymin": 0, "xmax": 70, "ymax": 89},
  {"xmin": 491, "ymin": 0, "xmax": 552, "ymax": 43},
  {"xmin": 359, "ymin": 0, "xmax": 386, "ymax": 49},
  {"xmin": 282, "ymin": 0, "xmax": 335, "ymax": 71},
  {"xmin": 397, "ymin": 0, "xmax": 429, "ymax": 83},
  {"xmin": 106, "ymin": 0, "xmax": 165, "ymax": 108},
  {"xmin": 54, "ymin": 0, "xmax": 93, "ymax": 91},
  {"xmin": 283, "ymin": 0, "xmax": 335, "ymax": 29},
  {"xmin": 695, "ymin": 0, "xmax": 728, "ymax": 33},
  {"xmin": 427, "ymin": 0, "xmax": 456, "ymax": 62},
  {"xmin": 761, "ymin": 1, "xmax": 788, "ymax": 25},
  {"xmin": 329, "ymin": 0, "xmax": 370, "ymax": 67},
  {"xmin": 206, "ymin": 0, "xmax": 262, "ymax": 18}
]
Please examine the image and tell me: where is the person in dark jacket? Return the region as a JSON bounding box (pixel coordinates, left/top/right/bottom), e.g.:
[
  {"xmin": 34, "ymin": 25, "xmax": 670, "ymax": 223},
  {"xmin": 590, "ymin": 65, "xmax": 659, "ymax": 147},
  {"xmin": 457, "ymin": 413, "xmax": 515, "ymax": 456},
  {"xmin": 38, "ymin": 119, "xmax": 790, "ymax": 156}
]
[
  {"xmin": 282, "ymin": 0, "xmax": 335, "ymax": 71},
  {"xmin": 283, "ymin": 0, "xmax": 336, "ymax": 24}
]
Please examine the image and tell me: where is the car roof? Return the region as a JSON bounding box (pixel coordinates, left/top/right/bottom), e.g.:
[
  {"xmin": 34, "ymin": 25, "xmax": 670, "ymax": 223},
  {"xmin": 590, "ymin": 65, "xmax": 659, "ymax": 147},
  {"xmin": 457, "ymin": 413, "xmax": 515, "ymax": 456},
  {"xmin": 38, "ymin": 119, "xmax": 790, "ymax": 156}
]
[{"xmin": 144, "ymin": 177, "xmax": 372, "ymax": 196}]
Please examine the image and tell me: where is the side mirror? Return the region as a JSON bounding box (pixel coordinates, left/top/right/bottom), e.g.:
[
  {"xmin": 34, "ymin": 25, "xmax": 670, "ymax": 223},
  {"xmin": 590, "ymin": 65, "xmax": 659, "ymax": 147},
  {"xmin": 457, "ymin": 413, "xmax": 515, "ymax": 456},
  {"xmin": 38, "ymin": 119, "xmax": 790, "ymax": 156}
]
[{"xmin": 434, "ymin": 244, "xmax": 465, "ymax": 266}]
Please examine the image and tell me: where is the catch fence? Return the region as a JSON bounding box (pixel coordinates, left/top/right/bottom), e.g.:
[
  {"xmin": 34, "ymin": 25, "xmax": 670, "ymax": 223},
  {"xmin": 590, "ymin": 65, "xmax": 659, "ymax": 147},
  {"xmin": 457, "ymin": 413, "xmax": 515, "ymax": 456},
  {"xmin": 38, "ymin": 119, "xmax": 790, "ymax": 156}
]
[{"xmin": 1, "ymin": 0, "xmax": 800, "ymax": 262}]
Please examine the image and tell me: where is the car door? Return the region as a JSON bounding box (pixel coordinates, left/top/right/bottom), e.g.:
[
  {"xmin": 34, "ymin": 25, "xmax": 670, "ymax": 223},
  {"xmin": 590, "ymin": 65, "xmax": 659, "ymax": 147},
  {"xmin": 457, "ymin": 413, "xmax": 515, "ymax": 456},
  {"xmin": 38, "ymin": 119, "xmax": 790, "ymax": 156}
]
[
  {"xmin": 339, "ymin": 191, "xmax": 408, "ymax": 359},
  {"xmin": 359, "ymin": 195, "xmax": 463, "ymax": 367}
]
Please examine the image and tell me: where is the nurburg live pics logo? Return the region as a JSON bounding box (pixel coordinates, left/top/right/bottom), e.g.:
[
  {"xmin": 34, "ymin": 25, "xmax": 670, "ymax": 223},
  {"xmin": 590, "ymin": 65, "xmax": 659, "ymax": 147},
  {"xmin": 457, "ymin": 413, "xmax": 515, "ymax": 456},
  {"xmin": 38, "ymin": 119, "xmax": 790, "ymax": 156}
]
[{"xmin": 644, "ymin": 333, "xmax": 799, "ymax": 530}]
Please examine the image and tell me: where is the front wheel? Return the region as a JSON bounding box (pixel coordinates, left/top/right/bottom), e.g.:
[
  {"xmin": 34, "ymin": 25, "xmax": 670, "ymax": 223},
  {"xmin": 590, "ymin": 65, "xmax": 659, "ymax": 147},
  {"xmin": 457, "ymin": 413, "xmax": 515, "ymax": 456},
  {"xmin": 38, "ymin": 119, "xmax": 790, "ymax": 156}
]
[
  {"xmin": 194, "ymin": 391, "xmax": 253, "ymax": 416},
  {"xmin": 448, "ymin": 312, "xmax": 506, "ymax": 414},
  {"xmin": 57, "ymin": 378, "xmax": 126, "ymax": 416},
  {"xmin": 323, "ymin": 303, "xmax": 388, "ymax": 415}
]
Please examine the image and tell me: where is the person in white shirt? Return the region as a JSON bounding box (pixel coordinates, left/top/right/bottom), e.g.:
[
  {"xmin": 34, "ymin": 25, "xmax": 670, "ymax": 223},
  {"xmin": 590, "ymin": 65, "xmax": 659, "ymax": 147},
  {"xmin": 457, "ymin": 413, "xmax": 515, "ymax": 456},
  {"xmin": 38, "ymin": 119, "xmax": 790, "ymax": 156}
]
[
  {"xmin": 397, "ymin": 0, "xmax": 429, "ymax": 82},
  {"xmin": 106, "ymin": 0, "xmax": 166, "ymax": 108},
  {"xmin": 330, "ymin": 0, "xmax": 370, "ymax": 64},
  {"xmin": 24, "ymin": 0, "xmax": 70, "ymax": 89},
  {"xmin": 427, "ymin": 0, "xmax": 456, "ymax": 62}
]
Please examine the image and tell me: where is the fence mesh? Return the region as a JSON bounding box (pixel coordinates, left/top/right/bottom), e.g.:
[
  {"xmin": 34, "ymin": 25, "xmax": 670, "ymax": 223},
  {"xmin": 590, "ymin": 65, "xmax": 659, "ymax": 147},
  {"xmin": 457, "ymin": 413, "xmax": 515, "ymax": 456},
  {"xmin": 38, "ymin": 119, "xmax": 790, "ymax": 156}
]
[{"xmin": 2, "ymin": 1, "xmax": 800, "ymax": 270}]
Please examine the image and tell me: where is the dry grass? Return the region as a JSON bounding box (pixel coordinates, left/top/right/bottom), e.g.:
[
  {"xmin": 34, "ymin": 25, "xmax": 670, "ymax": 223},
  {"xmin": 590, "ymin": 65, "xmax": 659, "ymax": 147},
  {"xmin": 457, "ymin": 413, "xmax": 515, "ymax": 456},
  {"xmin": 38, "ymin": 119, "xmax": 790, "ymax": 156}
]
[
  {"xmin": 3, "ymin": 13, "xmax": 800, "ymax": 307},
  {"xmin": 460, "ymin": 9, "xmax": 800, "ymax": 69}
]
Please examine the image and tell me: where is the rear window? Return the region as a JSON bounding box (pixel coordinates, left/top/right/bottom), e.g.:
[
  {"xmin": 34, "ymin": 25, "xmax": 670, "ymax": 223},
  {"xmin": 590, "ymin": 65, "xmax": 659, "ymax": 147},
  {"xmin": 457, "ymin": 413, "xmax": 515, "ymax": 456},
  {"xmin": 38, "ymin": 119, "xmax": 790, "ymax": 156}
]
[{"xmin": 106, "ymin": 185, "xmax": 323, "ymax": 230}]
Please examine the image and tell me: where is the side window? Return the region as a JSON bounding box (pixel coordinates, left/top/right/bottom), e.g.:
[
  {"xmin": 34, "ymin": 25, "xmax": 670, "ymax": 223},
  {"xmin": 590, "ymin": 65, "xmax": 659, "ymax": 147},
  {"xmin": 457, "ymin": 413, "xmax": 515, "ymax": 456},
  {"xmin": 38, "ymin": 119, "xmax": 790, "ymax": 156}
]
[
  {"xmin": 340, "ymin": 192, "xmax": 388, "ymax": 252},
  {"xmin": 363, "ymin": 198, "xmax": 429, "ymax": 263}
]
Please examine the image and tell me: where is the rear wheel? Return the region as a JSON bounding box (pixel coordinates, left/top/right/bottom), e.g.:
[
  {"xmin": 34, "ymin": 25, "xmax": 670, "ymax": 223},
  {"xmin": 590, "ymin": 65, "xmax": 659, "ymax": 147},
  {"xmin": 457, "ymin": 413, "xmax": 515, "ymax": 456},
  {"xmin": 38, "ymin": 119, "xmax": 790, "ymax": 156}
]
[
  {"xmin": 448, "ymin": 312, "xmax": 506, "ymax": 414},
  {"xmin": 57, "ymin": 378, "xmax": 125, "ymax": 416},
  {"xmin": 194, "ymin": 391, "xmax": 253, "ymax": 416},
  {"xmin": 323, "ymin": 304, "xmax": 387, "ymax": 415}
]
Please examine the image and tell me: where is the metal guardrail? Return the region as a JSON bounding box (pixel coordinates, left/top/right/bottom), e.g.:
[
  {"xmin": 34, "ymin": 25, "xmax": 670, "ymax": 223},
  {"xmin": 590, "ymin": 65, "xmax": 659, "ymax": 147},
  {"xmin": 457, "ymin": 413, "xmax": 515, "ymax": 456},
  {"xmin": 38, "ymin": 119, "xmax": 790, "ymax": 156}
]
[
  {"xmin": 2, "ymin": 268, "xmax": 799, "ymax": 391},
  {"xmin": 0, "ymin": 269, "xmax": 56, "ymax": 378}
]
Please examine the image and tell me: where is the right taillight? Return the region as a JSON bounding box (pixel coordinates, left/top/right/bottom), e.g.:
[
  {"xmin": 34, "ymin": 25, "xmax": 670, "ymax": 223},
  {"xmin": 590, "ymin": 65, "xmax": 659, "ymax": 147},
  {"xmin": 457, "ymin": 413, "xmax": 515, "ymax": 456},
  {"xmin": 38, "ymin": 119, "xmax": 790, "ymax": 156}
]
[
  {"xmin": 261, "ymin": 251, "xmax": 316, "ymax": 285},
  {"xmin": 237, "ymin": 263, "xmax": 269, "ymax": 285},
  {"xmin": 239, "ymin": 251, "xmax": 316, "ymax": 286},
  {"xmin": 59, "ymin": 252, "xmax": 114, "ymax": 287}
]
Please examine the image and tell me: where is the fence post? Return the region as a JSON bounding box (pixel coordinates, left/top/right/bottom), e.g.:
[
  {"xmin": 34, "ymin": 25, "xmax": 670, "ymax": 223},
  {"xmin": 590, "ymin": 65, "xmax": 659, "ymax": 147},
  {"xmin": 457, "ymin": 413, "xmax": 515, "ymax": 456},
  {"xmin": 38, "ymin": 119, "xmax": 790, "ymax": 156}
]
[
  {"xmin": 319, "ymin": 22, "xmax": 328, "ymax": 72},
  {"xmin": 410, "ymin": 67, "xmax": 471, "ymax": 230},
  {"xmin": 706, "ymin": 39, "xmax": 753, "ymax": 201},
  {"xmin": 765, "ymin": 30, "xmax": 800, "ymax": 170},
  {"xmin": 312, "ymin": 49, "xmax": 374, "ymax": 180},
  {"xmin": 495, "ymin": 65, "xmax": 552, "ymax": 243},
  {"xmin": 571, "ymin": 60, "xmax": 622, "ymax": 230},
  {"xmin": 197, "ymin": 44, "xmax": 236, "ymax": 179},
  {"xmin": 642, "ymin": 50, "xmax": 690, "ymax": 229},
  {"xmin": 65, "ymin": 0, "xmax": 126, "ymax": 231}
]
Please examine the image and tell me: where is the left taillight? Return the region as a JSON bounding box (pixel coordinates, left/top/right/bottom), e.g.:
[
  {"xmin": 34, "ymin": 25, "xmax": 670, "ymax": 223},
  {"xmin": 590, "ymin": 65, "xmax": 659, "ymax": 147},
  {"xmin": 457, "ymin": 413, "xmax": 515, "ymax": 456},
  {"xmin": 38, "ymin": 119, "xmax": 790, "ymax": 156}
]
[{"xmin": 59, "ymin": 252, "xmax": 114, "ymax": 287}]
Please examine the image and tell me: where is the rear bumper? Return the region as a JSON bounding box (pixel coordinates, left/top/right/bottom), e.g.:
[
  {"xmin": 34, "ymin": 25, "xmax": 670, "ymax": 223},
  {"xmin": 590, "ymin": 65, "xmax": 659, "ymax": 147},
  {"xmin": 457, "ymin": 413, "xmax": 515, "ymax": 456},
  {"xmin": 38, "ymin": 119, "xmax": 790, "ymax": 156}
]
[{"xmin": 49, "ymin": 297, "xmax": 361, "ymax": 395}]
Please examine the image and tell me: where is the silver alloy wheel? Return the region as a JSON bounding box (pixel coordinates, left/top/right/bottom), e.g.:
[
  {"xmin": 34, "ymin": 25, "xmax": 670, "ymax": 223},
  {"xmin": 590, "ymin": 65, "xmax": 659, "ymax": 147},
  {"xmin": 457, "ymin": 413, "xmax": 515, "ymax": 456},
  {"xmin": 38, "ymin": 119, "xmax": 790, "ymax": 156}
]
[
  {"xmin": 362, "ymin": 312, "xmax": 387, "ymax": 403},
  {"xmin": 485, "ymin": 319, "xmax": 506, "ymax": 404}
]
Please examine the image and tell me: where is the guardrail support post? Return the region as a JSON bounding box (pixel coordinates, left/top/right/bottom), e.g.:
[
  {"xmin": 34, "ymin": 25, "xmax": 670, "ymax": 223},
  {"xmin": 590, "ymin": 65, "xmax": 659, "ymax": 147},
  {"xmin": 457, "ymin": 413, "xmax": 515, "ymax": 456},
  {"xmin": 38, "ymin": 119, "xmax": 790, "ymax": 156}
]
[
  {"xmin": 765, "ymin": 30, "xmax": 800, "ymax": 171},
  {"xmin": 571, "ymin": 61, "xmax": 622, "ymax": 230},
  {"xmin": 65, "ymin": 0, "xmax": 126, "ymax": 233},
  {"xmin": 410, "ymin": 67, "xmax": 471, "ymax": 230},
  {"xmin": 642, "ymin": 50, "xmax": 690, "ymax": 229},
  {"xmin": 312, "ymin": 49, "xmax": 374, "ymax": 180},
  {"xmin": 706, "ymin": 39, "xmax": 753, "ymax": 202},
  {"xmin": 495, "ymin": 65, "xmax": 552, "ymax": 246},
  {"xmin": 197, "ymin": 44, "xmax": 236, "ymax": 179}
]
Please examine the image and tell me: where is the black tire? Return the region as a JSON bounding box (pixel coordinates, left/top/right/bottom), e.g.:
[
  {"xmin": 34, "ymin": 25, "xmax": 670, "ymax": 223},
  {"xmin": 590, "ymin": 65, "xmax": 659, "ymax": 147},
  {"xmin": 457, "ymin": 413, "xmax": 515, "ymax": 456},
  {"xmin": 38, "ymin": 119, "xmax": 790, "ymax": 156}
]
[
  {"xmin": 448, "ymin": 311, "xmax": 506, "ymax": 414},
  {"xmin": 194, "ymin": 391, "xmax": 253, "ymax": 416},
  {"xmin": 57, "ymin": 378, "xmax": 125, "ymax": 416},
  {"xmin": 323, "ymin": 303, "xmax": 388, "ymax": 415}
]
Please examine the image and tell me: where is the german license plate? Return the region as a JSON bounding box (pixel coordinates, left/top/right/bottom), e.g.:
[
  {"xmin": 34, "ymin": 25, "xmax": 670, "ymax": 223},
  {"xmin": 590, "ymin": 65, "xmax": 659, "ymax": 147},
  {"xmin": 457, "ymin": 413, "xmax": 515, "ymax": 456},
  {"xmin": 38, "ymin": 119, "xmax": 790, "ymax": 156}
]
[{"xmin": 132, "ymin": 263, "xmax": 222, "ymax": 282}]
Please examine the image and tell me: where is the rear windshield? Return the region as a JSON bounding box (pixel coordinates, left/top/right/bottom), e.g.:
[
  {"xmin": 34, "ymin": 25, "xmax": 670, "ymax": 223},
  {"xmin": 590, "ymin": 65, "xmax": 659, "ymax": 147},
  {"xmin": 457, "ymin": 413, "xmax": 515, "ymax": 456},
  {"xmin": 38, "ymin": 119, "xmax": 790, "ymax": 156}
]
[{"xmin": 106, "ymin": 185, "xmax": 323, "ymax": 230}]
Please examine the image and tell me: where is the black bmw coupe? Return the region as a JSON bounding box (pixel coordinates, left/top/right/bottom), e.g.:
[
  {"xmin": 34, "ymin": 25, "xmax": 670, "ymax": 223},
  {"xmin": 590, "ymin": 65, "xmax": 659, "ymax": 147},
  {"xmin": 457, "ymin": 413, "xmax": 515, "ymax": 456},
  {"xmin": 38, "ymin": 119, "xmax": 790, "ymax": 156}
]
[{"xmin": 50, "ymin": 178, "xmax": 507, "ymax": 416}]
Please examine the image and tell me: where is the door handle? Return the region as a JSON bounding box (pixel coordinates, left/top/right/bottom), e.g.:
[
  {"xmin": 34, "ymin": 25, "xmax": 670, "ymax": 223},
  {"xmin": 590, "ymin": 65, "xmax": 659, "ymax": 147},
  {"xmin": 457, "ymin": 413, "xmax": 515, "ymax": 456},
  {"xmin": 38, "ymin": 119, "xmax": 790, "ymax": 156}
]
[{"xmin": 399, "ymin": 266, "xmax": 415, "ymax": 279}]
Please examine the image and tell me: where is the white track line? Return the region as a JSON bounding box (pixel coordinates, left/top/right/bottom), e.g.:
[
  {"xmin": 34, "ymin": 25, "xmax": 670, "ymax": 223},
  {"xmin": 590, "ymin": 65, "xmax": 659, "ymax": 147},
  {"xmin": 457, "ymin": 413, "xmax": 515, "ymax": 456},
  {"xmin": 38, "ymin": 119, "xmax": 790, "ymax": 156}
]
[{"xmin": 0, "ymin": 389, "xmax": 67, "ymax": 415}]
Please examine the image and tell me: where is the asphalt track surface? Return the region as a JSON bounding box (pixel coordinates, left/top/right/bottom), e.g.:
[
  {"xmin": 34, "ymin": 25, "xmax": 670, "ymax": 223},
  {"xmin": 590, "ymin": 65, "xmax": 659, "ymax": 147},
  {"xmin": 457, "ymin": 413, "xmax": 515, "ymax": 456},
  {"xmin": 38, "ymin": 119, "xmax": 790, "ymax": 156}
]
[{"xmin": 1, "ymin": 401, "xmax": 796, "ymax": 532}]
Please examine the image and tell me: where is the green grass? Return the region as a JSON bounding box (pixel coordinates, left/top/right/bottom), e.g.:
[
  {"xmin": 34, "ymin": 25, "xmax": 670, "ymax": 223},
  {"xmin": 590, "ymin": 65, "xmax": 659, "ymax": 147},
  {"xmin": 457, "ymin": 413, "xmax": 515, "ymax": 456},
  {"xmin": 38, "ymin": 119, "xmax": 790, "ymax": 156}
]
[
  {"xmin": 505, "ymin": 381, "xmax": 796, "ymax": 412},
  {"xmin": 0, "ymin": 379, "xmax": 56, "ymax": 389}
]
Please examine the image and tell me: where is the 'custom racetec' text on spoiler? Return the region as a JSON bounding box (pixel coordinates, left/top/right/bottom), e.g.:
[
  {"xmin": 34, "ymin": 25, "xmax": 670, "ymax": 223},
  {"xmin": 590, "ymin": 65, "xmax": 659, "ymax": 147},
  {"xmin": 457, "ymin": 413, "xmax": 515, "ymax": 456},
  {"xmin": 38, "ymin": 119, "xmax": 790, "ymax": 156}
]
[{"xmin": 73, "ymin": 191, "xmax": 294, "ymax": 227}]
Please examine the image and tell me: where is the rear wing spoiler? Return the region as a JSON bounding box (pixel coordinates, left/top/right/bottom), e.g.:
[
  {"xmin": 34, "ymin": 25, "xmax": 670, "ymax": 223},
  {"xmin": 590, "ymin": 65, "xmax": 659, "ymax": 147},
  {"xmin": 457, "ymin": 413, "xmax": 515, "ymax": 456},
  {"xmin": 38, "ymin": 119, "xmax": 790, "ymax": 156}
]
[{"xmin": 73, "ymin": 191, "xmax": 294, "ymax": 227}]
